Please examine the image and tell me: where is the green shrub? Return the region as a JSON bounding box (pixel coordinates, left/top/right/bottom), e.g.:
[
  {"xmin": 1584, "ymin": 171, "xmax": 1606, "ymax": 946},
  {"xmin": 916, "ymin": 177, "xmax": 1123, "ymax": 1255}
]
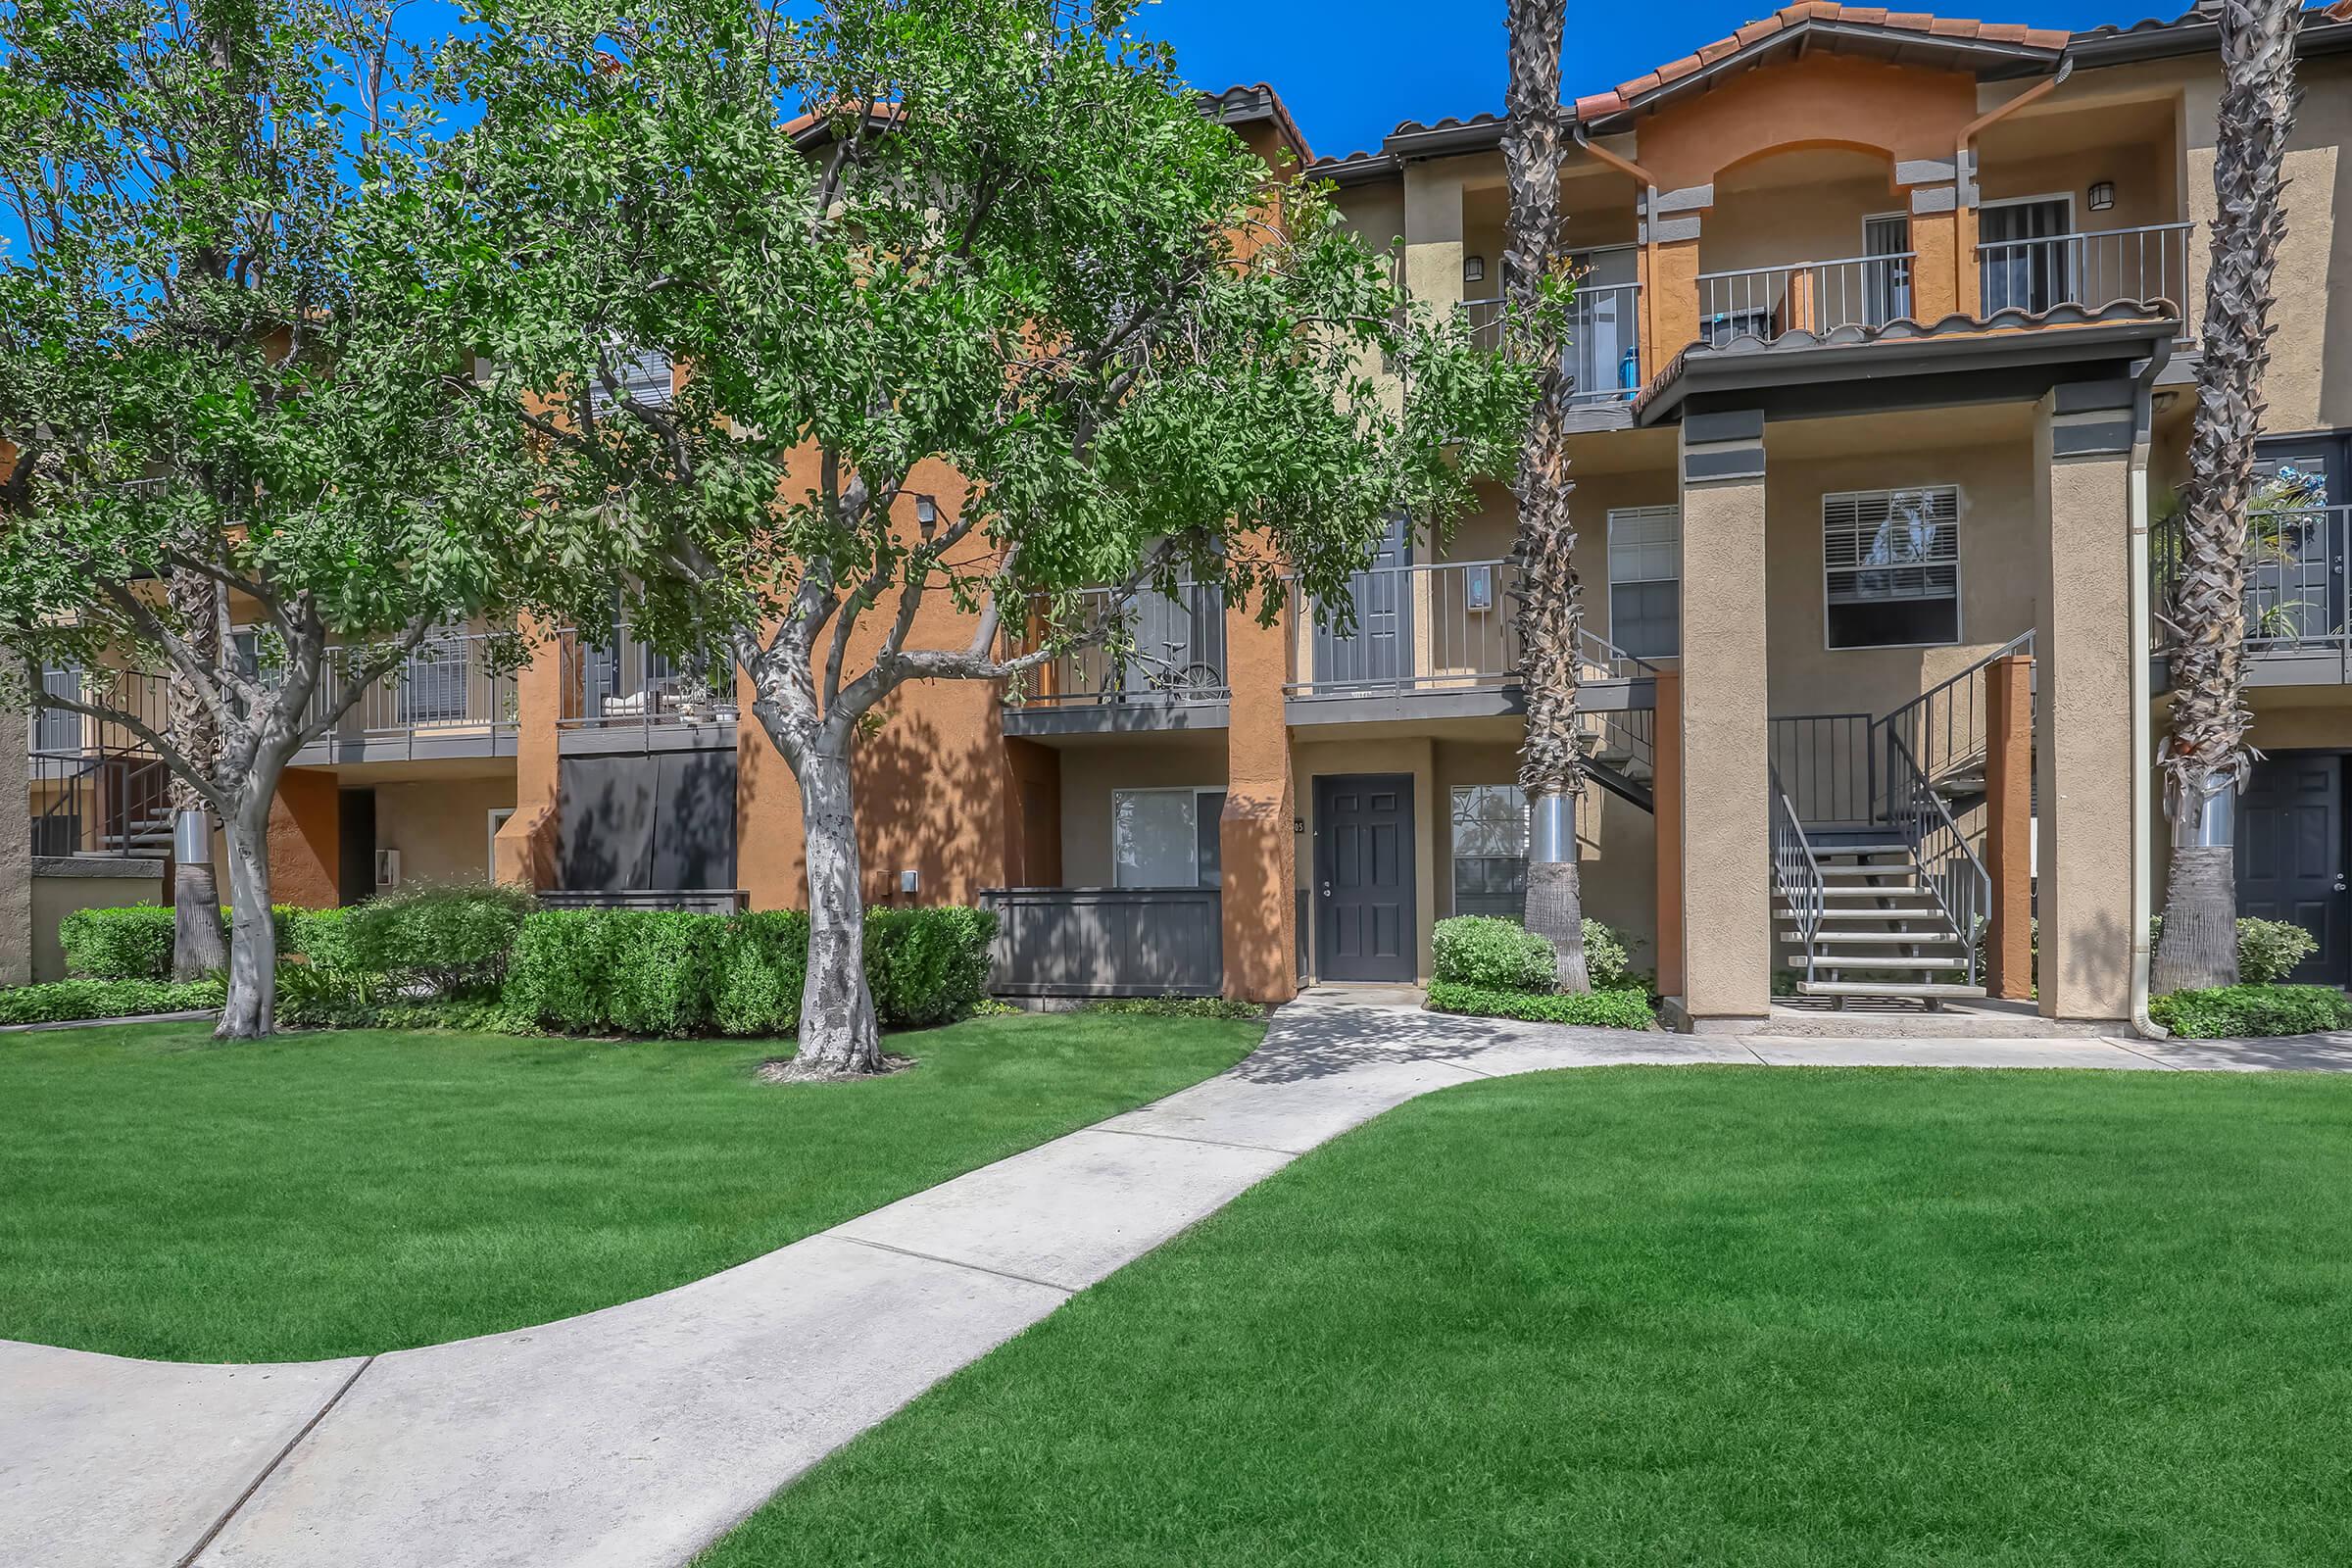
[
  {"xmin": 283, "ymin": 906, "xmax": 357, "ymax": 970},
  {"xmin": 504, "ymin": 909, "xmax": 720, "ymax": 1037},
  {"xmin": 2149, "ymin": 984, "xmax": 2352, "ymax": 1040},
  {"xmin": 865, "ymin": 906, "xmax": 998, "ymax": 1027},
  {"xmin": 1432, "ymin": 915, "xmax": 1633, "ymax": 992},
  {"xmin": 1432, "ymin": 916, "xmax": 1555, "ymax": 990},
  {"xmin": 1085, "ymin": 997, "xmax": 1265, "ymax": 1021},
  {"xmin": 1426, "ymin": 981, "xmax": 1655, "ymax": 1030},
  {"xmin": 59, "ymin": 905, "xmax": 175, "ymax": 979},
  {"xmin": 2230, "ymin": 919, "xmax": 2320, "ymax": 986},
  {"xmin": 710, "ymin": 910, "xmax": 811, "ymax": 1036},
  {"xmin": 273, "ymin": 960, "xmax": 381, "ymax": 1028},
  {"xmin": 0, "ymin": 977, "xmax": 226, "ymax": 1025},
  {"xmin": 341, "ymin": 883, "xmax": 536, "ymax": 997}
]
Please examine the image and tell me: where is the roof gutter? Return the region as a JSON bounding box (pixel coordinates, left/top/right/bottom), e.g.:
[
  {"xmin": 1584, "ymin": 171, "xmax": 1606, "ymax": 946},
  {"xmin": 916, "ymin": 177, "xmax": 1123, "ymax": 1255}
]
[
  {"xmin": 1572, "ymin": 123, "xmax": 1661, "ymax": 395},
  {"xmin": 1956, "ymin": 54, "xmax": 2073, "ymax": 314}
]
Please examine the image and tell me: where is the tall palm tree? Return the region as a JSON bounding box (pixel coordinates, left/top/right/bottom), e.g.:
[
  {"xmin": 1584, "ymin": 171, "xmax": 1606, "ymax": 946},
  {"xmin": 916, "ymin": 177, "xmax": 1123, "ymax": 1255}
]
[
  {"xmin": 2152, "ymin": 0, "xmax": 2303, "ymax": 994},
  {"xmin": 1501, "ymin": 0, "xmax": 1590, "ymax": 990}
]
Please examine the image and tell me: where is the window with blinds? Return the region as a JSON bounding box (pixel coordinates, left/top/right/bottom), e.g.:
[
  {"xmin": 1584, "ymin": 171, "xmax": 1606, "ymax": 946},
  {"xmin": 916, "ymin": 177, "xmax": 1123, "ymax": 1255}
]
[
  {"xmin": 1822, "ymin": 485, "xmax": 1961, "ymax": 649},
  {"xmin": 1606, "ymin": 505, "xmax": 1681, "ymax": 659},
  {"xmin": 590, "ymin": 348, "xmax": 674, "ymax": 416}
]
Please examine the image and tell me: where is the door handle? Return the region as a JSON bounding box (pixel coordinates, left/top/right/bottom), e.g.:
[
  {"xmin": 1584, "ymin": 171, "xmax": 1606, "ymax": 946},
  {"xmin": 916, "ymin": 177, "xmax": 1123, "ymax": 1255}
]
[
  {"xmin": 2334, "ymin": 877, "xmax": 2347, "ymax": 894},
  {"xmin": 1320, "ymin": 883, "xmax": 1333, "ymax": 899}
]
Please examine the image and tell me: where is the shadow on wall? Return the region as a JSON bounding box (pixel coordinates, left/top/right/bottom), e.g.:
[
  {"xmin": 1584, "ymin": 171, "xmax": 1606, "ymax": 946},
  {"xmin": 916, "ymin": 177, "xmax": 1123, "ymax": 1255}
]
[{"xmin": 857, "ymin": 694, "xmax": 1011, "ymax": 904}]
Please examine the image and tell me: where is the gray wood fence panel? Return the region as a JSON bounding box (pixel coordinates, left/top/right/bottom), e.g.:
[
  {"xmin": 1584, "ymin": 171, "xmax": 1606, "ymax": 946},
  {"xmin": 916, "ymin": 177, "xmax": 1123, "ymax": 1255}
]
[{"xmin": 979, "ymin": 888, "xmax": 1223, "ymax": 998}]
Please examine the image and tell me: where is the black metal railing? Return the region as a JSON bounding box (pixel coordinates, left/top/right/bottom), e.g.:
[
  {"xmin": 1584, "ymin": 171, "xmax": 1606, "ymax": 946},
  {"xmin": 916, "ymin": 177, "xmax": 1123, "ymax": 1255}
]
[
  {"xmin": 1767, "ymin": 712, "xmax": 1876, "ymax": 828},
  {"xmin": 27, "ymin": 666, "xmax": 172, "ymax": 859},
  {"xmin": 1000, "ymin": 582, "xmax": 1229, "ymax": 709},
  {"xmin": 1769, "ymin": 770, "xmax": 1827, "ymax": 989},
  {"xmin": 1870, "ymin": 630, "xmax": 2033, "ymax": 818},
  {"xmin": 1884, "ymin": 731, "xmax": 1991, "ymax": 990}
]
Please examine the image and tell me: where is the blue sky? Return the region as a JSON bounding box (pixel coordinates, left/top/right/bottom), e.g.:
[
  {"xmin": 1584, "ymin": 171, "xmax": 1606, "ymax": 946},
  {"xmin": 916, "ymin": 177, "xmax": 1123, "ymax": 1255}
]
[{"xmin": 1142, "ymin": 1, "xmax": 2182, "ymax": 162}]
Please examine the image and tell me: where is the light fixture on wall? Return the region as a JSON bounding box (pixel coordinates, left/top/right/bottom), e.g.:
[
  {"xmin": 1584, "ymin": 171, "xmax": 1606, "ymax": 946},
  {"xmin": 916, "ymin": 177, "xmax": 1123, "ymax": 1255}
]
[
  {"xmin": 1463, "ymin": 254, "xmax": 1486, "ymax": 284},
  {"xmin": 2088, "ymin": 180, "xmax": 2117, "ymax": 213},
  {"xmin": 914, "ymin": 494, "xmax": 938, "ymax": 537}
]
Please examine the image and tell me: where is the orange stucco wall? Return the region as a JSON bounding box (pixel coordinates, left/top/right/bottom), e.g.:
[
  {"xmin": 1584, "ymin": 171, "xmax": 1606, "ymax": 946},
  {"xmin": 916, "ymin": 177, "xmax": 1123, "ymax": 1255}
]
[
  {"xmin": 269, "ymin": 766, "xmax": 339, "ymax": 907},
  {"xmin": 1637, "ymin": 56, "xmax": 1977, "ymax": 194}
]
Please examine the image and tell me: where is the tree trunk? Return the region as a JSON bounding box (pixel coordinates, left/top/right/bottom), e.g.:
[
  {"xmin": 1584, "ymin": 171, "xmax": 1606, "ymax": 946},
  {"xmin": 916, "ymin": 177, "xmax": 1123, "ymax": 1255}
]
[
  {"xmin": 217, "ymin": 793, "xmax": 278, "ymax": 1039},
  {"xmin": 789, "ymin": 744, "xmax": 882, "ymax": 1077},
  {"xmin": 167, "ymin": 566, "xmax": 227, "ymax": 979},
  {"xmin": 2153, "ymin": 772, "xmax": 2241, "ymax": 993},
  {"xmin": 1524, "ymin": 844, "xmax": 1590, "ymax": 993},
  {"xmin": 172, "ymin": 837, "xmax": 226, "ymax": 981}
]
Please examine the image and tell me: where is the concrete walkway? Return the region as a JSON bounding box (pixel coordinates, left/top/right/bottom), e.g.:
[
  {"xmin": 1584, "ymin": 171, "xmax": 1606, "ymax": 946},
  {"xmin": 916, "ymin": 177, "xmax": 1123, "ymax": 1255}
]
[{"xmin": 8, "ymin": 992, "xmax": 2352, "ymax": 1568}]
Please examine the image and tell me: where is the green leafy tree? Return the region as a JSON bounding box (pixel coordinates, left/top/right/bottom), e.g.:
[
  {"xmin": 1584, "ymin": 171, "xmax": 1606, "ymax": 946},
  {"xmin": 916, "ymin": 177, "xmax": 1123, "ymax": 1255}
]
[
  {"xmin": 432, "ymin": 0, "xmax": 1529, "ymax": 1076},
  {"xmin": 0, "ymin": 0, "xmax": 554, "ymax": 1036}
]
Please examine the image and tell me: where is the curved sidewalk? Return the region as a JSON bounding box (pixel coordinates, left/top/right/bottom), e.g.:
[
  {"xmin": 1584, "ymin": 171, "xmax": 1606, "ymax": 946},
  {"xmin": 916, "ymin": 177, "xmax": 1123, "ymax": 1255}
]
[{"xmin": 6, "ymin": 994, "xmax": 2348, "ymax": 1568}]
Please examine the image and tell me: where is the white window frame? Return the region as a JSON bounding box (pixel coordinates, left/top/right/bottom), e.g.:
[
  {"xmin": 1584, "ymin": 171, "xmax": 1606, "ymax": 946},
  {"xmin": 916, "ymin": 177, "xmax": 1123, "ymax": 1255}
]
[
  {"xmin": 487, "ymin": 808, "xmax": 514, "ymax": 880},
  {"xmin": 1606, "ymin": 505, "xmax": 1681, "ymax": 658},
  {"xmin": 1820, "ymin": 484, "xmax": 1965, "ymax": 652},
  {"xmin": 1110, "ymin": 786, "xmax": 1224, "ymax": 890}
]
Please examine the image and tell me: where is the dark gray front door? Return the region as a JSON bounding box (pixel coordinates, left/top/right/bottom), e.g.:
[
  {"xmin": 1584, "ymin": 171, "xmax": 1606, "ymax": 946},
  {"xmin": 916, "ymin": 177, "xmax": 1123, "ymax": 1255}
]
[
  {"xmin": 2235, "ymin": 754, "xmax": 2347, "ymax": 987},
  {"xmin": 1315, "ymin": 773, "xmax": 1416, "ymax": 982}
]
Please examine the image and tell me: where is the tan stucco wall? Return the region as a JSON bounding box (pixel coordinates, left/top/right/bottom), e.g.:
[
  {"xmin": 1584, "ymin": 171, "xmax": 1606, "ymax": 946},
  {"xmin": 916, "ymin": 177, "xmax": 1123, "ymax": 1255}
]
[
  {"xmin": 1702, "ymin": 163, "xmax": 1902, "ymax": 277},
  {"xmin": 31, "ymin": 871, "xmax": 164, "ymax": 983},
  {"xmin": 1760, "ymin": 426, "xmax": 2041, "ymax": 722},
  {"xmin": 1055, "ymin": 735, "xmax": 1229, "ymax": 888},
  {"xmin": 373, "ymin": 775, "xmax": 518, "ymax": 890}
]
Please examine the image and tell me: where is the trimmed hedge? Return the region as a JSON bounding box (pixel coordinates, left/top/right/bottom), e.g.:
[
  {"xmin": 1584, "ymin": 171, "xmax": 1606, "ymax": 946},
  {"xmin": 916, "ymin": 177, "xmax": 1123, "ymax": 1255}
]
[
  {"xmin": 1085, "ymin": 998, "xmax": 1266, "ymax": 1021},
  {"xmin": 2149, "ymin": 984, "xmax": 2352, "ymax": 1040},
  {"xmin": 1431, "ymin": 914, "xmax": 1635, "ymax": 992},
  {"xmin": 61, "ymin": 902, "xmax": 340, "ymax": 980},
  {"xmin": 503, "ymin": 906, "xmax": 991, "ymax": 1038},
  {"xmin": 0, "ymin": 978, "xmax": 226, "ymax": 1025},
  {"xmin": 1426, "ymin": 981, "xmax": 1655, "ymax": 1030},
  {"xmin": 342, "ymin": 883, "xmax": 535, "ymax": 996}
]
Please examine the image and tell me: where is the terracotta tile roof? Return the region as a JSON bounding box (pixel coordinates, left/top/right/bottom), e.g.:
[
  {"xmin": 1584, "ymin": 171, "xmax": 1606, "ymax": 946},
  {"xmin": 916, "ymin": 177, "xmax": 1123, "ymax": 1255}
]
[{"xmin": 1571, "ymin": 4, "xmax": 2070, "ymax": 121}]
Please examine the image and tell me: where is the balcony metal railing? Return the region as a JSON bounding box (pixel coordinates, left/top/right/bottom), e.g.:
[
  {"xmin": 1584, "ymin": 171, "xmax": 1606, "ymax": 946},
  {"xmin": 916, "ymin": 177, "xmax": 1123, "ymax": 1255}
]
[
  {"xmin": 1698, "ymin": 252, "xmax": 1917, "ymax": 345},
  {"xmin": 1289, "ymin": 559, "xmax": 1519, "ymax": 696},
  {"xmin": 558, "ymin": 627, "xmax": 738, "ymax": 732},
  {"xmin": 1457, "ymin": 282, "xmax": 1644, "ymax": 405},
  {"xmin": 1977, "ymin": 221, "xmax": 2191, "ymax": 323},
  {"xmin": 999, "ymin": 582, "xmax": 1229, "ymax": 709},
  {"xmin": 298, "ymin": 631, "xmax": 520, "ymax": 754},
  {"xmin": 2157, "ymin": 503, "xmax": 2352, "ymax": 680},
  {"xmin": 27, "ymin": 665, "xmax": 172, "ymax": 859}
]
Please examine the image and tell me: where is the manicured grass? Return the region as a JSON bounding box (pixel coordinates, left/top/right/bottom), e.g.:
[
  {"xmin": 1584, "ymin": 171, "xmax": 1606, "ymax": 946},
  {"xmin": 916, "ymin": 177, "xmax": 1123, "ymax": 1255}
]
[
  {"xmin": 706, "ymin": 1067, "xmax": 2352, "ymax": 1567},
  {"xmin": 0, "ymin": 1013, "xmax": 1258, "ymax": 1362}
]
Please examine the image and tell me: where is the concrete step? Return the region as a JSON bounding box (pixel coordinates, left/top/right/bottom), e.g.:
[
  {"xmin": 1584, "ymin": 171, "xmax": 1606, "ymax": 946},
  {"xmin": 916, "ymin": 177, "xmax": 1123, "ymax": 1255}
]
[
  {"xmin": 1778, "ymin": 930, "xmax": 1967, "ymax": 947},
  {"xmin": 1796, "ymin": 980, "xmax": 1989, "ymax": 1000}
]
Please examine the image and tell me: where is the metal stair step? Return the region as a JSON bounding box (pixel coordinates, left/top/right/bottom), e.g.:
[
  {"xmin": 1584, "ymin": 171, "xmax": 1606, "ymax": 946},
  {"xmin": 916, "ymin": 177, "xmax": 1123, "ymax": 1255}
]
[
  {"xmin": 1777, "ymin": 930, "xmax": 1967, "ymax": 946},
  {"xmin": 1796, "ymin": 980, "xmax": 1989, "ymax": 999},
  {"xmin": 1816, "ymin": 888, "xmax": 1937, "ymax": 903},
  {"xmin": 1785, "ymin": 955, "xmax": 1971, "ymax": 970}
]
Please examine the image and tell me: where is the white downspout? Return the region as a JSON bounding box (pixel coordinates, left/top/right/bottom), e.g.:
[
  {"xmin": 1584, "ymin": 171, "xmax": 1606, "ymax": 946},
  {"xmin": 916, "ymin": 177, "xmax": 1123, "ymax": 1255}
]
[{"xmin": 2128, "ymin": 350, "xmax": 2169, "ymax": 1040}]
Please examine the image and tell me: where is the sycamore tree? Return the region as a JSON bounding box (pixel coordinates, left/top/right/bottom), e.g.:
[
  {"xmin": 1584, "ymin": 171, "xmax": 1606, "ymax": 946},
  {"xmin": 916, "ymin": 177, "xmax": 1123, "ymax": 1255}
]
[
  {"xmin": 428, "ymin": 0, "xmax": 1529, "ymax": 1076},
  {"xmin": 0, "ymin": 0, "xmax": 552, "ymax": 1036}
]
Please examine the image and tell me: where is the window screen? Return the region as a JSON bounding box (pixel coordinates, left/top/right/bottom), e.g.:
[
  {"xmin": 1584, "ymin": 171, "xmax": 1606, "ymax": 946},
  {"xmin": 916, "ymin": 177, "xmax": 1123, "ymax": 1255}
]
[
  {"xmin": 1823, "ymin": 486, "xmax": 1960, "ymax": 649},
  {"xmin": 1607, "ymin": 506, "xmax": 1681, "ymax": 659},
  {"xmin": 1451, "ymin": 785, "xmax": 1530, "ymax": 917},
  {"xmin": 1113, "ymin": 789, "xmax": 1224, "ymax": 889}
]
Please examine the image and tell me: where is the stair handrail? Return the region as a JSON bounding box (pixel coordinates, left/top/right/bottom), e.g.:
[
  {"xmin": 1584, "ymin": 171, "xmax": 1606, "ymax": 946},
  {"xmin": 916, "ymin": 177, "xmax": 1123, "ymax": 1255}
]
[
  {"xmin": 25, "ymin": 667, "xmax": 170, "ymax": 858},
  {"xmin": 1869, "ymin": 629, "xmax": 2033, "ymax": 817},
  {"xmin": 1885, "ymin": 729, "xmax": 1992, "ymax": 989},
  {"xmin": 1768, "ymin": 767, "xmax": 1826, "ymax": 992},
  {"xmin": 1573, "ymin": 625, "xmax": 1659, "ymax": 682}
]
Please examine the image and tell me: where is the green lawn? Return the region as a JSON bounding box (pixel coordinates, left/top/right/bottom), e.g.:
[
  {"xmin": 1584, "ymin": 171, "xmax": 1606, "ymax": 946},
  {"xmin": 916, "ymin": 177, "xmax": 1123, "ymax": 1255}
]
[
  {"xmin": 706, "ymin": 1067, "xmax": 2352, "ymax": 1568},
  {"xmin": 0, "ymin": 1012, "xmax": 1258, "ymax": 1363}
]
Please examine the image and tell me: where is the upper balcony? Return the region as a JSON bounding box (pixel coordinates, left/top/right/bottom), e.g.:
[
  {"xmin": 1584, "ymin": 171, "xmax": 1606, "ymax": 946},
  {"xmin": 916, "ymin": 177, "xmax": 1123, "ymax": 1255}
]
[
  {"xmin": 556, "ymin": 627, "xmax": 739, "ymax": 753},
  {"xmin": 999, "ymin": 583, "xmax": 1231, "ymax": 738},
  {"xmin": 292, "ymin": 630, "xmax": 520, "ymax": 765},
  {"xmin": 2159, "ymin": 503, "xmax": 2352, "ymax": 689}
]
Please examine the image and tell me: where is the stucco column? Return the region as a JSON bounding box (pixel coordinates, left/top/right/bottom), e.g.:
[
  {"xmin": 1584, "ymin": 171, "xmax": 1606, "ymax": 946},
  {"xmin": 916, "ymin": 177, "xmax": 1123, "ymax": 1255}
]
[
  {"xmin": 2034, "ymin": 384, "xmax": 2139, "ymax": 1022},
  {"xmin": 1649, "ymin": 667, "xmax": 1684, "ymax": 1002},
  {"xmin": 1898, "ymin": 158, "xmax": 1965, "ymax": 321},
  {"xmin": 1221, "ymin": 587, "xmax": 1297, "ymax": 1004},
  {"xmin": 1675, "ymin": 410, "xmax": 1773, "ymax": 1026},
  {"xmin": 1984, "ymin": 652, "xmax": 2034, "ymax": 1000},
  {"xmin": 493, "ymin": 613, "xmax": 566, "ymax": 891},
  {"xmin": 1647, "ymin": 235, "xmax": 1703, "ymax": 374},
  {"xmin": 1402, "ymin": 163, "xmax": 1466, "ymax": 318},
  {"xmin": 0, "ymin": 664, "xmax": 30, "ymax": 987}
]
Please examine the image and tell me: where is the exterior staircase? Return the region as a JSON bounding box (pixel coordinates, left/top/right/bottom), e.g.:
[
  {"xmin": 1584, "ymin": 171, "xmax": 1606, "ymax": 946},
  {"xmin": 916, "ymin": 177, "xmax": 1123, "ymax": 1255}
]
[{"xmin": 1772, "ymin": 835, "xmax": 1983, "ymax": 1004}]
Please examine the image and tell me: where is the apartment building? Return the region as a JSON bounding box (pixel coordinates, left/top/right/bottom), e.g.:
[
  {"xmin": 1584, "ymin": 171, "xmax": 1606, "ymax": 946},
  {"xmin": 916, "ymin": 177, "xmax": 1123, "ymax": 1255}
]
[{"xmin": 25, "ymin": 3, "xmax": 2352, "ymax": 1027}]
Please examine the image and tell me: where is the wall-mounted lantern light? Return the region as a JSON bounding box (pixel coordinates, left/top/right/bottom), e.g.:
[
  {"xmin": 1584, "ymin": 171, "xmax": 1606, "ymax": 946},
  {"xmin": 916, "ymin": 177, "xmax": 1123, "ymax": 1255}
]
[
  {"xmin": 2088, "ymin": 180, "xmax": 2117, "ymax": 213},
  {"xmin": 1463, "ymin": 254, "xmax": 1486, "ymax": 284},
  {"xmin": 914, "ymin": 494, "xmax": 938, "ymax": 536}
]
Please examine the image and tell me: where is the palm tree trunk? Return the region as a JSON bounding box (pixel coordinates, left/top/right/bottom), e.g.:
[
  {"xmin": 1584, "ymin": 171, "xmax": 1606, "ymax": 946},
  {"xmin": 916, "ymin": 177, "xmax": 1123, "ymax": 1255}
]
[
  {"xmin": 166, "ymin": 564, "xmax": 227, "ymax": 980},
  {"xmin": 2152, "ymin": 0, "xmax": 2302, "ymax": 995},
  {"xmin": 1501, "ymin": 0, "xmax": 1590, "ymax": 991}
]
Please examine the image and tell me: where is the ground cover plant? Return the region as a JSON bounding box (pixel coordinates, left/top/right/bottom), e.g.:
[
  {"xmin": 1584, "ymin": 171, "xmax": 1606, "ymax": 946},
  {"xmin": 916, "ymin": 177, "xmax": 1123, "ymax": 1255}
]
[
  {"xmin": 704, "ymin": 1066, "xmax": 2352, "ymax": 1567},
  {"xmin": 2151, "ymin": 983, "xmax": 2352, "ymax": 1038},
  {"xmin": 0, "ymin": 978, "xmax": 225, "ymax": 1026},
  {"xmin": 0, "ymin": 1011, "xmax": 1259, "ymax": 1362}
]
